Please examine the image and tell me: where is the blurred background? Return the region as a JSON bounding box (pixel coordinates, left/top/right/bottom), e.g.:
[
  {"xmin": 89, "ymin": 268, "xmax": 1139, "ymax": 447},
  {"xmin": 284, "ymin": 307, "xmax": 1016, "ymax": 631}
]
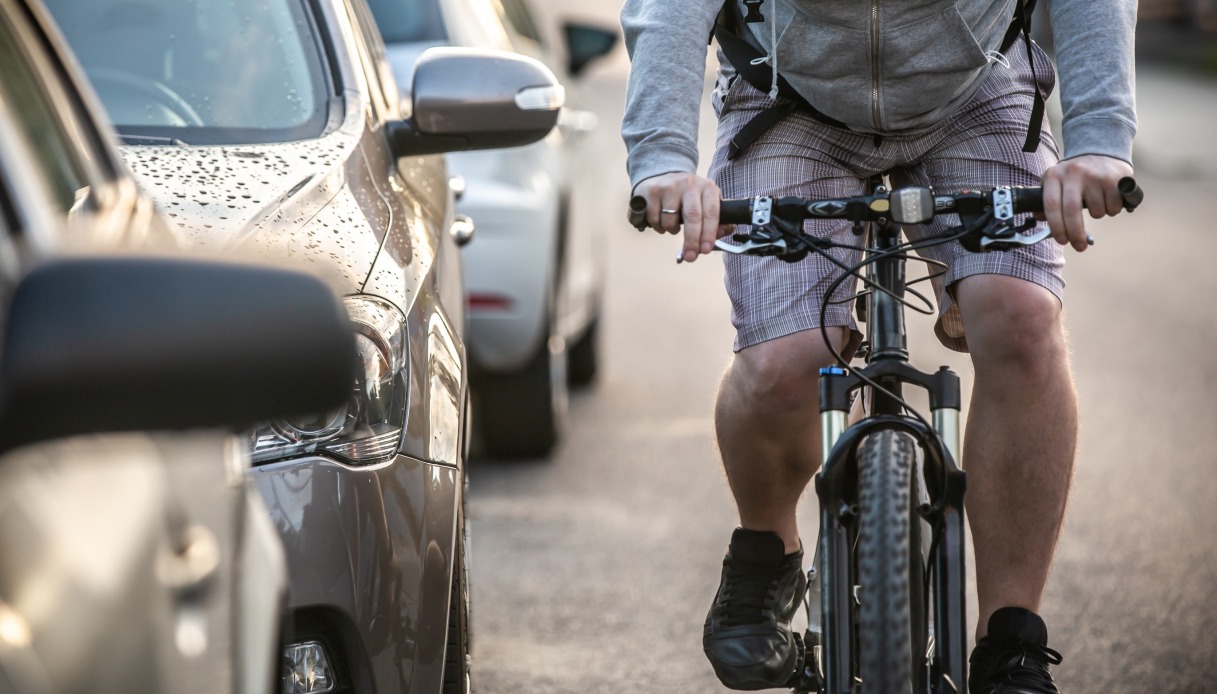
[{"xmin": 466, "ymin": 2, "xmax": 1217, "ymax": 693}]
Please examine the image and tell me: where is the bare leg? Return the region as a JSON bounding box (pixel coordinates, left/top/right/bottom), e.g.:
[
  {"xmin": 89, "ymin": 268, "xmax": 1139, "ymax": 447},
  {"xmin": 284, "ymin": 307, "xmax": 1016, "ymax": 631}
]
[
  {"xmin": 953, "ymin": 275, "xmax": 1076, "ymax": 641},
  {"xmin": 714, "ymin": 327, "xmax": 850, "ymax": 555}
]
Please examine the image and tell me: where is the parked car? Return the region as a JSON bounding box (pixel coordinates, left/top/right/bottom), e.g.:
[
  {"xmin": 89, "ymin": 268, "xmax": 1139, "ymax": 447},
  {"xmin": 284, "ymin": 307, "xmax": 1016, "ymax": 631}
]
[
  {"xmin": 370, "ymin": 0, "xmax": 618, "ymax": 457},
  {"xmin": 41, "ymin": 0, "xmax": 563, "ymax": 691},
  {"xmin": 0, "ymin": 1, "xmax": 356, "ymax": 693}
]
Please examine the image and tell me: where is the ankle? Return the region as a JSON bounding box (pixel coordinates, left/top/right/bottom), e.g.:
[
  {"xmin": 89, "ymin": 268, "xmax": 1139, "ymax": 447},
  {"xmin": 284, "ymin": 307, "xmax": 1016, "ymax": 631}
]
[
  {"xmin": 735, "ymin": 523, "xmax": 801, "ymax": 555},
  {"xmin": 977, "ymin": 606, "xmax": 1049, "ymax": 646}
]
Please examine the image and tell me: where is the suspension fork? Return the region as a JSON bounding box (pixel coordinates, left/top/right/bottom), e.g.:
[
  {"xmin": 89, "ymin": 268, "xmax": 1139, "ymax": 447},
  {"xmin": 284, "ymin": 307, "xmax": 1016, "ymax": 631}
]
[
  {"xmin": 817, "ymin": 364, "xmax": 967, "ymax": 693},
  {"xmin": 815, "ymin": 376, "xmax": 857, "ymax": 694},
  {"xmin": 927, "ymin": 384, "xmax": 967, "ymax": 693}
]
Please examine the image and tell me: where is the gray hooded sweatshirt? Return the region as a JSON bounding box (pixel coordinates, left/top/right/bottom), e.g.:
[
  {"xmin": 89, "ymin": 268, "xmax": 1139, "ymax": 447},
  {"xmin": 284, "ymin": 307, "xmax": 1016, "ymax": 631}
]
[{"xmin": 621, "ymin": 0, "xmax": 1137, "ymax": 189}]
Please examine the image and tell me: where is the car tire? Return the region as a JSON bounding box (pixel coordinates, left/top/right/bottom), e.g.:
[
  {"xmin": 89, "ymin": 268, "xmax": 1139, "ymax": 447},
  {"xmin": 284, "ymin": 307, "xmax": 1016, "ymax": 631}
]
[
  {"xmin": 442, "ymin": 482, "xmax": 471, "ymax": 694},
  {"xmin": 567, "ymin": 315, "xmax": 599, "ymax": 387},
  {"xmin": 475, "ymin": 318, "xmax": 568, "ymax": 459}
]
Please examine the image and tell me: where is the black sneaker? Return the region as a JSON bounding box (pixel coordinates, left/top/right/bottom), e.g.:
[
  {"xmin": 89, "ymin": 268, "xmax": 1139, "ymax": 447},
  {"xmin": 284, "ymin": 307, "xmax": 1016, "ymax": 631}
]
[
  {"xmin": 702, "ymin": 528, "xmax": 806, "ymax": 690},
  {"xmin": 969, "ymin": 607, "xmax": 1064, "ymax": 694}
]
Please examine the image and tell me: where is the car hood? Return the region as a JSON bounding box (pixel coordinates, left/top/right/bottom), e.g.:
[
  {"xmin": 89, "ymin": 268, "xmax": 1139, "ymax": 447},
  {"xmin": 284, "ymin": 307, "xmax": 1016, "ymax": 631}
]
[{"xmin": 119, "ymin": 127, "xmax": 381, "ymax": 295}]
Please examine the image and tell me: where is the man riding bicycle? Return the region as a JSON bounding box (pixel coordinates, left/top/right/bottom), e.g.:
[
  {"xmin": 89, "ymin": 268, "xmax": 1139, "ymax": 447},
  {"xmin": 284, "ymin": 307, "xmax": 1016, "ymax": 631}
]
[{"xmin": 620, "ymin": 0, "xmax": 1136, "ymax": 691}]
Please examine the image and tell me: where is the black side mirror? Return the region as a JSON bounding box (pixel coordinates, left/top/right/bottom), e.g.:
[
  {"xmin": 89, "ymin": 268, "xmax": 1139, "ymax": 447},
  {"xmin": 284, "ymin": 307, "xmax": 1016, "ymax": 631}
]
[
  {"xmin": 0, "ymin": 256, "xmax": 357, "ymax": 453},
  {"xmin": 563, "ymin": 22, "xmax": 618, "ymax": 78},
  {"xmin": 388, "ymin": 47, "xmax": 563, "ymax": 157}
]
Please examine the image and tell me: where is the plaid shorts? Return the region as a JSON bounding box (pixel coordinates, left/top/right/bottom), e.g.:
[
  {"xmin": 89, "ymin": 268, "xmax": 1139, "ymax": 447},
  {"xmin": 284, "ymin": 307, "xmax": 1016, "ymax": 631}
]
[{"xmin": 708, "ymin": 42, "xmax": 1064, "ymax": 353}]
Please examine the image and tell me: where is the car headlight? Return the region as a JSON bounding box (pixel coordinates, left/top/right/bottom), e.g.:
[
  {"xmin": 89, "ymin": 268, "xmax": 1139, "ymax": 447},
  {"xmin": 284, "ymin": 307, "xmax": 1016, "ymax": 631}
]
[
  {"xmin": 282, "ymin": 641, "xmax": 335, "ymax": 693},
  {"xmin": 250, "ymin": 295, "xmax": 408, "ymax": 465}
]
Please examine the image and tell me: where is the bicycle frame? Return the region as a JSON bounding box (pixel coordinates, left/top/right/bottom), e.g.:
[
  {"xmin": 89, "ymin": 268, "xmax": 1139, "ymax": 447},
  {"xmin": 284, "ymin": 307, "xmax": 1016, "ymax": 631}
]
[{"xmin": 805, "ymin": 210, "xmax": 969, "ymax": 694}]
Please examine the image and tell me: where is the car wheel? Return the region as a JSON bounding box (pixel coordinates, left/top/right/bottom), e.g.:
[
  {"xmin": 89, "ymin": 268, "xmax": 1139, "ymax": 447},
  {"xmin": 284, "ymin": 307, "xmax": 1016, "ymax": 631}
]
[
  {"xmin": 475, "ymin": 319, "xmax": 568, "ymax": 458},
  {"xmin": 567, "ymin": 316, "xmax": 599, "ymax": 387},
  {"xmin": 443, "ymin": 482, "xmax": 471, "ymax": 694}
]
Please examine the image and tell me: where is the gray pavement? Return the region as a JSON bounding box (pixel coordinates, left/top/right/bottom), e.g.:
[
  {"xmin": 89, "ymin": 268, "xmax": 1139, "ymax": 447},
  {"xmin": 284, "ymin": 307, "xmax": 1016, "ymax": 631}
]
[{"xmin": 467, "ymin": 9, "xmax": 1217, "ymax": 692}]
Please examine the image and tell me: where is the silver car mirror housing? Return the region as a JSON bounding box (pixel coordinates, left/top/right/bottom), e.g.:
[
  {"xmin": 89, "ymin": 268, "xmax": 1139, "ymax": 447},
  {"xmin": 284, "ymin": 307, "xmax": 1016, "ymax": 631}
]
[{"xmin": 387, "ymin": 47, "xmax": 563, "ymax": 157}]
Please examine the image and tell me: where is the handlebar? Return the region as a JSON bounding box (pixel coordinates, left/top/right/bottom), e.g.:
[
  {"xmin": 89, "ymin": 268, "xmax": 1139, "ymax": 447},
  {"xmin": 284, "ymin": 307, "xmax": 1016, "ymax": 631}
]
[
  {"xmin": 627, "ymin": 178, "xmax": 1142, "ymax": 259},
  {"xmin": 629, "ymin": 177, "xmax": 1142, "ymax": 229},
  {"xmin": 715, "ymin": 178, "xmax": 1142, "ymax": 226}
]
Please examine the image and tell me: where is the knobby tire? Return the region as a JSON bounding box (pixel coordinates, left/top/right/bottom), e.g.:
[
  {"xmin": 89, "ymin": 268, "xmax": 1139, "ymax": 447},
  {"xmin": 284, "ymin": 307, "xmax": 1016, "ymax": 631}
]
[{"xmin": 857, "ymin": 429, "xmax": 925, "ymax": 694}]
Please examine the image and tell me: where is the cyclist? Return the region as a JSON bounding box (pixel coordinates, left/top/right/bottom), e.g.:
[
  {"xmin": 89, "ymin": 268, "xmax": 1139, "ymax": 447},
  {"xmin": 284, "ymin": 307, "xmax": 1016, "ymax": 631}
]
[{"xmin": 621, "ymin": 0, "xmax": 1136, "ymax": 691}]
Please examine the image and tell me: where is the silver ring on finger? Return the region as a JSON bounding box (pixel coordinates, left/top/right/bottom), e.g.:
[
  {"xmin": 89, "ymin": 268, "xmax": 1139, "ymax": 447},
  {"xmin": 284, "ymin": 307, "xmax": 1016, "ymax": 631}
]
[{"xmin": 660, "ymin": 208, "xmax": 678, "ymax": 214}]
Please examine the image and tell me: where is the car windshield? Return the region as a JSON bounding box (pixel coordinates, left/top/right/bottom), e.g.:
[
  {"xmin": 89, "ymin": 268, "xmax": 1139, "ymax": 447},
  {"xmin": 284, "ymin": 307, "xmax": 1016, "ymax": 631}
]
[
  {"xmin": 366, "ymin": 0, "xmax": 447, "ymax": 44},
  {"xmin": 43, "ymin": 0, "xmax": 329, "ymax": 145}
]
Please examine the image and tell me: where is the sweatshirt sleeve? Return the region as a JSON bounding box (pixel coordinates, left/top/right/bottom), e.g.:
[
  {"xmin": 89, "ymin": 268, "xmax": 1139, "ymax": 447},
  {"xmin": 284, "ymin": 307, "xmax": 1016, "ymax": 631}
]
[
  {"xmin": 1048, "ymin": 0, "xmax": 1138, "ymax": 163},
  {"xmin": 620, "ymin": 0, "xmax": 723, "ymax": 190}
]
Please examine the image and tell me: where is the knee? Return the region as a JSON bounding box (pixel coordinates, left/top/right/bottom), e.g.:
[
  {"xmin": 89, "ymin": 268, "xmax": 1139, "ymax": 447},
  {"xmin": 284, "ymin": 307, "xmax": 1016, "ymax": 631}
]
[
  {"xmin": 962, "ymin": 280, "xmax": 1066, "ymax": 371},
  {"xmin": 730, "ymin": 331, "xmax": 843, "ymax": 413}
]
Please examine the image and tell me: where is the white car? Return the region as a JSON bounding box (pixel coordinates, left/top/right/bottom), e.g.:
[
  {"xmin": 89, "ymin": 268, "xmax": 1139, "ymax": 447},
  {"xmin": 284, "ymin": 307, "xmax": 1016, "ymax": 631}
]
[{"xmin": 371, "ymin": 0, "xmax": 618, "ymax": 458}]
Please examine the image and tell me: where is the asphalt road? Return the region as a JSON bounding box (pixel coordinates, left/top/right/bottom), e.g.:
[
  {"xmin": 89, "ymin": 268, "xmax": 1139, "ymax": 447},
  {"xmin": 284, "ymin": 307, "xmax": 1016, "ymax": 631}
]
[{"xmin": 467, "ymin": 7, "xmax": 1217, "ymax": 692}]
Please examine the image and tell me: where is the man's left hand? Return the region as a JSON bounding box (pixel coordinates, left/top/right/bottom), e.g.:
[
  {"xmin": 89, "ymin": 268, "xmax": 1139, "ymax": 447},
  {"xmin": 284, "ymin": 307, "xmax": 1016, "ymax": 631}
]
[{"xmin": 1040, "ymin": 154, "xmax": 1135, "ymax": 252}]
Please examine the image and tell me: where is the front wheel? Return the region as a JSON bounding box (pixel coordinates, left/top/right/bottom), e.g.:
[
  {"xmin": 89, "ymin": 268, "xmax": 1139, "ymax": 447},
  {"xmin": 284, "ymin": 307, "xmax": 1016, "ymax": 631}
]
[{"xmin": 856, "ymin": 429, "xmax": 927, "ymax": 694}]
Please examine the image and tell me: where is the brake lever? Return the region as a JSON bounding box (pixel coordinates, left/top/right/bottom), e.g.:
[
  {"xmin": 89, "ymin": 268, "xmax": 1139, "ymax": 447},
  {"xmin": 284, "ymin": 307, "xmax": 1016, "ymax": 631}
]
[
  {"xmin": 675, "ymin": 217, "xmax": 828, "ymax": 264},
  {"xmin": 674, "ymin": 236, "xmax": 789, "ymax": 263},
  {"xmin": 976, "ymin": 226, "xmax": 1093, "ymax": 251},
  {"xmin": 715, "ymin": 236, "xmax": 788, "ymax": 255},
  {"xmin": 977, "ymin": 225, "xmax": 1052, "ymax": 251}
]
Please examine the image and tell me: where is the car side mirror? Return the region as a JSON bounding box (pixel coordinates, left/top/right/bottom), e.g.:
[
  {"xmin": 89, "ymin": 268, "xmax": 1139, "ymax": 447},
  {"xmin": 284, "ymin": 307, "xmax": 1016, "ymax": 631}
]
[
  {"xmin": 563, "ymin": 22, "xmax": 618, "ymax": 78},
  {"xmin": 0, "ymin": 256, "xmax": 357, "ymax": 454},
  {"xmin": 387, "ymin": 47, "xmax": 563, "ymax": 157}
]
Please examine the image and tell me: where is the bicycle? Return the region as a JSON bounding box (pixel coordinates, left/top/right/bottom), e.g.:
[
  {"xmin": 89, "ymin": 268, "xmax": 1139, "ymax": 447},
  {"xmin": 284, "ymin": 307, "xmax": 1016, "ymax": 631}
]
[{"xmin": 628, "ymin": 176, "xmax": 1142, "ymax": 693}]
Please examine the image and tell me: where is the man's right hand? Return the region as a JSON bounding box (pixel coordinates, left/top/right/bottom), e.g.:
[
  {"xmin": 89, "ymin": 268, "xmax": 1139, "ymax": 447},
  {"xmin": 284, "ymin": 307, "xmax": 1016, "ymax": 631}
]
[{"xmin": 634, "ymin": 173, "xmax": 732, "ymax": 263}]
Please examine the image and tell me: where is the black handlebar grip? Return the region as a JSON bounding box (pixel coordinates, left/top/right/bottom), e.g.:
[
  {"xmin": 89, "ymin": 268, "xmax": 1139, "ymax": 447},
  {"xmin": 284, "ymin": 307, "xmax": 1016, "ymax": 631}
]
[
  {"xmin": 1014, "ymin": 187, "xmax": 1044, "ymax": 213},
  {"xmin": 1118, "ymin": 176, "xmax": 1143, "ymax": 212},
  {"xmin": 1015, "ymin": 177, "xmax": 1142, "ymax": 214},
  {"xmin": 719, "ymin": 198, "xmax": 754, "ymax": 225},
  {"xmin": 628, "ymin": 195, "xmax": 648, "ymax": 231}
]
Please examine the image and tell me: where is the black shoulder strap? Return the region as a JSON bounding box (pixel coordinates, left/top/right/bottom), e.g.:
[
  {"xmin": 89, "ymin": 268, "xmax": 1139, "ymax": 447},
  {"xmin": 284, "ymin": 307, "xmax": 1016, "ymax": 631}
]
[
  {"xmin": 713, "ymin": 1, "xmax": 849, "ymax": 158},
  {"xmin": 1000, "ymin": 0, "xmax": 1037, "ymax": 53},
  {"xmin": 1000, "ymin": 0, "xmax": 1045, "ymax": 152}
]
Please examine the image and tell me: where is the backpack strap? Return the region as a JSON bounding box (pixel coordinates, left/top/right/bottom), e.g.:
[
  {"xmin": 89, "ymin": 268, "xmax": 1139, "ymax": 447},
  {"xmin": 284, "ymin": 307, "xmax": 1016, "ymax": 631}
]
[
  {"xmin": 1000, "ymin": 0, "xmax": 1037, "ymax": 52},
  {"xmin": 1000, "ymin": 0, "xmax": 1046, "ymax": 153},
  {"xmin": 726, "ymin": 100, "xmax": 799, "ymax": 158},
  {"xmin": 713, "ymin": 1, "xmax": 850, "ymax": 159}
]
